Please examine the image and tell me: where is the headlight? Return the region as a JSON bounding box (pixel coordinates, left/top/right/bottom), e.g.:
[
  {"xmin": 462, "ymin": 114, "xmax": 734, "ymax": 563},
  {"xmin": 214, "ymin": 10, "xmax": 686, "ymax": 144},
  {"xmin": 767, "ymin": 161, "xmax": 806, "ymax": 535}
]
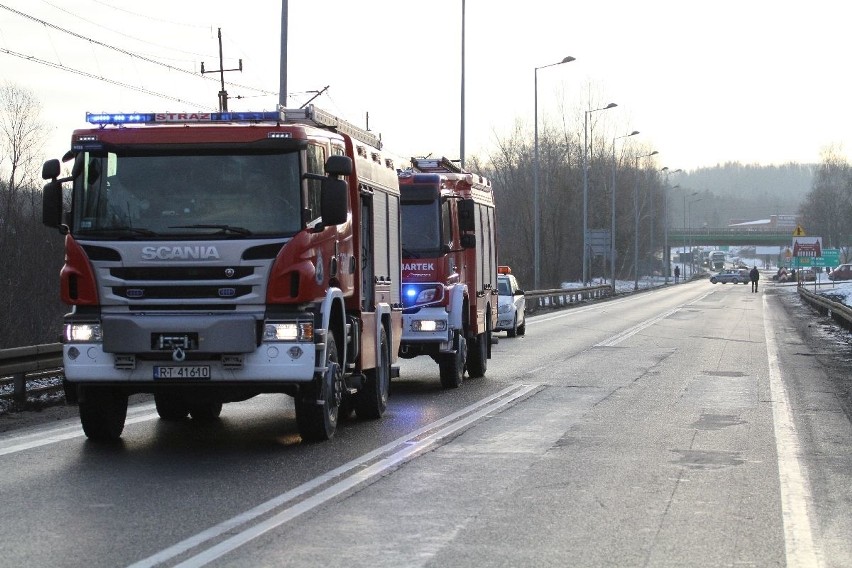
[
  {"xmin": 64, "ymin": 323, "xmax": 102, "ymax": 342},
  {"xmin": 263, "ymin": 321, "xmax": 314, "ymax": 342},
  {"xmin": 411, "ymin": 319, "xmax": 447, "ymax": 332}
]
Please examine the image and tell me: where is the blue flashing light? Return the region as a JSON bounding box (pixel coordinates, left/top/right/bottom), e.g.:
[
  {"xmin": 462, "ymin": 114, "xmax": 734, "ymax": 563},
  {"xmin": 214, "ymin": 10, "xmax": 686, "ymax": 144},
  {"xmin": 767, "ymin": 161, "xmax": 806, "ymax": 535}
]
[
  {"xmin": 404, "ymin": 286, "xmax": 418, "ymax": 299},
  {"xmin": 87, "ymin": 113, "xmax": 154, "ymax": 124},
  {"xmin": 85, "ymin": 111, "xmax": 281, "ymax": 126}
]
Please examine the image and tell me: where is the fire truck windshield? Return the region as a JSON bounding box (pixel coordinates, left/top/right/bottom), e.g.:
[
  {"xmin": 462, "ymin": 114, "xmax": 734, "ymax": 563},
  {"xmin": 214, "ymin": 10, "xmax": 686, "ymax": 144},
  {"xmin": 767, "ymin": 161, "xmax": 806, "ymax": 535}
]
[
  {"xmin": 401, "ymin": 199, "xmax": 442, "ymax": 255},
  {"xmin": 71, "ymin": 151, "xmax": 303, "ymax": 237}
]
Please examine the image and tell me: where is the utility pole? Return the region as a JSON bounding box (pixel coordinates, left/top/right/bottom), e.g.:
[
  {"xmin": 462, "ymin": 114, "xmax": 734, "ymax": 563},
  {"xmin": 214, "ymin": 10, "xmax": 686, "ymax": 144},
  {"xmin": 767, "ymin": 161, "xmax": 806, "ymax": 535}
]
[
  {"xmin": 280, "ymin": 0, "xmax": 288, "ymax": 108},
  {"xmin": 201, "ymin": 28, "xmax": 242, "ymax": 112}
]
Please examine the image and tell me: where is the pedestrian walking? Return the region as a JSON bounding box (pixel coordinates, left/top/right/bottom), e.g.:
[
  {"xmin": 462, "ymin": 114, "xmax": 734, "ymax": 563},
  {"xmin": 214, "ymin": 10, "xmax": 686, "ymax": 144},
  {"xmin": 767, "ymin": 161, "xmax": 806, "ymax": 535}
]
[
  {"xmin": 749, "ymin": 266, "xmax": 760, "ymax": 293},
  {"xmin": 673, "ymin": 265, "xmax": 680, "ymax": 284}
]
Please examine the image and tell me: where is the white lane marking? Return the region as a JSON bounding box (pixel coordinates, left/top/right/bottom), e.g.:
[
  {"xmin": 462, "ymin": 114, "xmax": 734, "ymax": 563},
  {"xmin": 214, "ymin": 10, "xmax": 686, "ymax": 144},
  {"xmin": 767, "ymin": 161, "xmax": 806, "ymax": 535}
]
[
  {"xmin": 594, "ymin": 289, "xmax": 717, "ymax": 347},
  {"xmin": 528, "ymin": 288, "xmax": 717, "ymax": 330},
  {"xmin": 594, "ymin": 307, "xmax": 682, "ymax": 347},
  {"xmin": 763, "ymin": 294, "xmax": 823, "ymax": 567},
  {"xmin": 128, "ymin": 383, "xmax": 539, "ymax": 568},
  {"xmin": 0, "ymin": 403, "xmax": 158, "ymax": 457}
]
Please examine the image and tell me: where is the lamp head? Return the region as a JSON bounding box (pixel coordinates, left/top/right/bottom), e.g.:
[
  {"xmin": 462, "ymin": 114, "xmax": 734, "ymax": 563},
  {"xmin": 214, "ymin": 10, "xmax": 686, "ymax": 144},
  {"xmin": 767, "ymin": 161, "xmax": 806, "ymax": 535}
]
[
  {"xmin": 561, "ymin": 56, "xmax": 576, "ymax": 64},
  {"xmin": 605, "ymin": 103, "xmax": 618, "ymax": 109}
]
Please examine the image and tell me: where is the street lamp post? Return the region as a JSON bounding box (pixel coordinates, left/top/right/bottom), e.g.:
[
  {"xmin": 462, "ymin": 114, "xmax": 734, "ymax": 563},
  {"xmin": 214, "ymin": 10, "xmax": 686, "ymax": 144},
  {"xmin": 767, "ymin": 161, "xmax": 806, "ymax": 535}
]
[
  {"xmin": 681, "ymin": 190, "xmax": 696, "ymax": 257},
  {"xmin": 583, "ymin": 102, "xmax": 617, "ymax": 285},
  {"xmin": 664, "ymin": 181, "xmax": 680, "ymax": 283},
  {"xmin": 534, "ymin": 56, "xmax": 575, "ymax": 290},
  {"xmin": 687, "ymin": 194, "xmax": 702, "ymax": 277},
  {"xmin": 610, "ymin": 130, "xmax": 639, "ymax": 291},
  {"xmin": 633, "ymin": 150, "xmax": 658, "ymax": 291},
  {"xmin": 661, "ymin": 167, "xmax": 682, "ymax": 283},
  {"xmin": 460, "ymin": 0, "xmax": 466, "ymax": 168}
]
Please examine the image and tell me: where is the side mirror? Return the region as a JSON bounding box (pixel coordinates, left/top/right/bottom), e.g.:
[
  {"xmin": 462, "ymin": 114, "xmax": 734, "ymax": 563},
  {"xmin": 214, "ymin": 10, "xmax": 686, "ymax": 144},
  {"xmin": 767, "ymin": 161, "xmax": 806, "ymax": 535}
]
[
  {"xmin": 457, "ymin": 199, "xmax": 475, "ymax": 232},
  {"xmin": 320, "ymin": 177, "xmax": 348, "ymax": 226},
  {"xmin": 460, "ymin": 234, "xmax": 476, "ymax": 249},
  {"xmin": 42, "ymin": 180, "xmax": 63, "ymax": 228},
  {"xmin": 42, "ymin": 159, "xmax": 61, "ymax": 180},
  {"xmin": 325, "ymin": 155, "xmax": 353, "ymax": 177},
  {"xmin": 515, "ymin": 289, "xmax": 525, "ymax": 296}
]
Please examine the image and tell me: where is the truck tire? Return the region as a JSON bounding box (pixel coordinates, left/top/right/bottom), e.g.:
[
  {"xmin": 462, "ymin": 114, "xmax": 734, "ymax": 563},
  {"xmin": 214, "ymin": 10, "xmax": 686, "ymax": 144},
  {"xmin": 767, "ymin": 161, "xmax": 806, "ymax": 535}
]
[
  {"xmin": 155, "ymin": 393, "xmax": 189, "ymax": 421},
  {"xmin": 296, "ymin": 333, "xmax": 342, "ymax": 441},
  {"xmin": 439, "ymin": 331, "xmax": 466, "ymax": 389},
  {"xmin": 79, "ymin": 387, "xmax": 128, "ymax": 441},
  {"xmin": 355, "ymin": 326, "xmax": 390, "ymax": 420},
  {"xmin": 189, "ymin": 401, "xmax": 223, "ymax": 422},
  {"xmin": 467, "ymin": 314, "xmax": 490, "ymax": 379}
]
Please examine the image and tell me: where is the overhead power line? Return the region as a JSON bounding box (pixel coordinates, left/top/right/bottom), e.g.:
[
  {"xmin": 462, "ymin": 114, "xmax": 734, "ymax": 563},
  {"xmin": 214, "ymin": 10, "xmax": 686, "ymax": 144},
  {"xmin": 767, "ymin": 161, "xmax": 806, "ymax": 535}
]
[
  {"xmin": 0, "ymin": 47, "xmax": 211, "ymax": 109},
  {"xmin": 0, "ymin": 2, "xmax": 276, "ymax": 96}
]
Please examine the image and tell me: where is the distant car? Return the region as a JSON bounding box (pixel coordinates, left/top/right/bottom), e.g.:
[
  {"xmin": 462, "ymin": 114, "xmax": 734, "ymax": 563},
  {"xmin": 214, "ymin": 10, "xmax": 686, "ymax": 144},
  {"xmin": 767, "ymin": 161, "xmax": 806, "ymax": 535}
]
[
  {"xmin": 496, "ymin": 271, "xmax": 526, "ymax": 337},
  {"xmin": 709, "ymin": 269, "xmax": 748, "ymax": 284},
  {"xmin": 829, "ymin": 264, "xmax": 852, "ymax": 281},
  {"xmin": 799, "ymin": 268, "xmax": 816, "ymax": 282}
]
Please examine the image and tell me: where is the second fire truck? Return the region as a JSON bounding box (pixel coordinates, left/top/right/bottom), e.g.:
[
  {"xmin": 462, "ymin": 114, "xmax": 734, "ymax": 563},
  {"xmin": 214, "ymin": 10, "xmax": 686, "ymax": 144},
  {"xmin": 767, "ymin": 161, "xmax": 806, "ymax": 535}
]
[{"xmin": 398, "ymin": 157, "xmax": 498, "ymax": 388}]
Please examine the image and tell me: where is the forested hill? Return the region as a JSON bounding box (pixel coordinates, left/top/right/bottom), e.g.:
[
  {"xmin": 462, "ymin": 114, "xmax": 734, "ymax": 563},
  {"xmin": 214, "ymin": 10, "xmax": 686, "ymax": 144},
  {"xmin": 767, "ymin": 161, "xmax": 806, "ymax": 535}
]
[
  {"xmin": 682, "ymin": 162, "xmax": 814, "ymax": 207},
  {"xmin": 677, "ymin": 162, "xmax": 815, "ymax": 224}
]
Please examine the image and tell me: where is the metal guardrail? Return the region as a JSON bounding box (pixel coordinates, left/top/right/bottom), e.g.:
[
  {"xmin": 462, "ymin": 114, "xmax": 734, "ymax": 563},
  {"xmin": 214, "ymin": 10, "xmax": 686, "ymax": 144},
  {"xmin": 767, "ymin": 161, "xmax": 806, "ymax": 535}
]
[
  {"xmin": 798, "ymin": 287, "xmax": 852, "ymax": 330},
  {"xmin": 525, "ymin": 284, "xmax": 614, "ymax": 313},
  {"xmin": 4, "ymin": 284, "xmax": 843, "ymax": 404},
  {"xmin": 0, "ymin": 343, "xmax": 63, "ymax": 403}
]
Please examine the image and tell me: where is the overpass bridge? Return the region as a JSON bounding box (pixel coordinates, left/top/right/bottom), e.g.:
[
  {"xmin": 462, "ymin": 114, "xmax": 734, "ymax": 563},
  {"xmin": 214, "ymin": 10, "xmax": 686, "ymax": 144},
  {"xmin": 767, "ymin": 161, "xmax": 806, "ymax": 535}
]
[{"xmin": 667, "ymin": 228, "xmax": 792, "ymax": 247}]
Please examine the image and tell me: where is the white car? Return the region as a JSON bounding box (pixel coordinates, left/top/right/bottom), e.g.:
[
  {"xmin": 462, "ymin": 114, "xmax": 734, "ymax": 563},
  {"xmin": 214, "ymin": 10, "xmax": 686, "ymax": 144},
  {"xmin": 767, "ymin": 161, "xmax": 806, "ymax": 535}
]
[{"xmin": 495, "ymin": 273, "xmax": 526, "ymax": 337}]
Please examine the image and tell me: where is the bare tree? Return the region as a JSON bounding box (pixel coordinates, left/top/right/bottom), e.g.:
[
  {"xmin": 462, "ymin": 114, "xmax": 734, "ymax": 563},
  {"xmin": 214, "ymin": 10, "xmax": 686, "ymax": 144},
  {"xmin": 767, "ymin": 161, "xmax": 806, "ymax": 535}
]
[
  {"xmin": 799, "ymin": 146, "xmax": 852, "ymax": 250},
  {"xmin": 0, "ymin": 82, "xmax": 44, "ymax": 194},
  {"xmin": 0, "ymin": 83, "xmax": 65, "ymax": 348}
]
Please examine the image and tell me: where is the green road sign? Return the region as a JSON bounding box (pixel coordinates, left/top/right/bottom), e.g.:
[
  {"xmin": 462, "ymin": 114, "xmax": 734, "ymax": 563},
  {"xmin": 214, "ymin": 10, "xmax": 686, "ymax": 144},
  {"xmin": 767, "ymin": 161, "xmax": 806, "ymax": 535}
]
[{"xmin": 794, "ymin": 248, "xmax": 839, "ymax": 268}]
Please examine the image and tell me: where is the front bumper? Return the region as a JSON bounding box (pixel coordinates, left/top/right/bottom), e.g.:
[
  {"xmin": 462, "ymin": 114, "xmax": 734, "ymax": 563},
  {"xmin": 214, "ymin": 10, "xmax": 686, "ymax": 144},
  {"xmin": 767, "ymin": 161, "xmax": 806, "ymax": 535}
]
[
  {"xmin": 401, "ymin": 307, "xmax": 453, "ymax": 345},
  {"xmin": 62, "ymin": 342, "xmax": 317, "ymax": 383}
]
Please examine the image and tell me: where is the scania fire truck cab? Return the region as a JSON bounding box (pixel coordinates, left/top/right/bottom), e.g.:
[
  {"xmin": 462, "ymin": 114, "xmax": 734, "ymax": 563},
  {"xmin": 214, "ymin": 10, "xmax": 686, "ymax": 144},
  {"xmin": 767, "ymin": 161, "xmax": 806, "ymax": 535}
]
[
  {"xmin": 398, "ymin": 157, "xmax": 497, "ymax": 388},
  {"xmin": 42, "ymin": 106, "xmax": 402, "ymax": 442}
]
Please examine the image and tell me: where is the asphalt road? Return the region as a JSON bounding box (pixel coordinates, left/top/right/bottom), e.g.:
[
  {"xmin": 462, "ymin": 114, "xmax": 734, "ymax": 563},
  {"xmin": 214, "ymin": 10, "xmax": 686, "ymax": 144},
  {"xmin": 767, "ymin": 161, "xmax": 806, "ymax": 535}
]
[{"xmin": 0, "ymin": 281, "xmax": 849, "ymax": 567}]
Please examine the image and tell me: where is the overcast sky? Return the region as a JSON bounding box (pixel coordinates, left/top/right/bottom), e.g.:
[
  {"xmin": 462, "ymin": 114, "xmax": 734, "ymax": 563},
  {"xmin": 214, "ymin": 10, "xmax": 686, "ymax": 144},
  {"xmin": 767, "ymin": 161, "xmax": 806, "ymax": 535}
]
[{"xmin": 2, "ymin": 0, "xmax": 850, "ymax": 172}]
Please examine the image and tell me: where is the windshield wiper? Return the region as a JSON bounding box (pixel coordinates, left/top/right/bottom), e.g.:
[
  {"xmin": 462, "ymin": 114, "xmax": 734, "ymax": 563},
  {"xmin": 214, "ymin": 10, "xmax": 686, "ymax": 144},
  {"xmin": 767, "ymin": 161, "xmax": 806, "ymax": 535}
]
[
  {"xmin": 78, "ymin": 226, "xmax": 158, "ymax": 237},
  {"xmin": 169, "ymin": 224, "xmax": 253, "ymax": 236}
]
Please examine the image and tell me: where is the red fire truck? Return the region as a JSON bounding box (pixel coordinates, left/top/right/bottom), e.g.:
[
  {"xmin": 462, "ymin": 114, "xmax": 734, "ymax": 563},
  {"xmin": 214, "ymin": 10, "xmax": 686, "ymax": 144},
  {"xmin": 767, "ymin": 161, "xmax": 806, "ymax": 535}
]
[
  {"xmin": 397, "ymin": 157, "xmax": 498, "ymax": 388},
  {"xmin": 41, "ymin": 105, "xmax": 402, "ymax": 442}
]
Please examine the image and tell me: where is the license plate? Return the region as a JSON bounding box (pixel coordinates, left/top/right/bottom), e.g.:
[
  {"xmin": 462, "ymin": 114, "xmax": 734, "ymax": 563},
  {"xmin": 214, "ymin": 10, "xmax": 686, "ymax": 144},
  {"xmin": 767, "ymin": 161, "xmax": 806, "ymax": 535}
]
[{"xmin": 153, "ymin": 365, "xmax": 211, "ymax": 379}]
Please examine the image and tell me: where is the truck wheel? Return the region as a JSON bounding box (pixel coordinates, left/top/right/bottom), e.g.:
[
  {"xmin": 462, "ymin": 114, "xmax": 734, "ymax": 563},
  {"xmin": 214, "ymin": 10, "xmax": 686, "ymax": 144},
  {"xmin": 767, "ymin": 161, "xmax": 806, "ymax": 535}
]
[
  {"xmin": 79, "ymin": 387, "xmax": 128, "ymax": 441},
  {"xmin": 439, "ymin": 331, "xmax": 466, "ymax": 389},
  {"xmin": 467, "ymin": 331, "xmax": 488, "ymax": 378},
  {"xmin": 355, "ymin": 326, "xmax": 390, "ymax": 420},
  {"xmin": 296, "ymin": 333, "xmax": 342, "ymax": 441},
  {"xmin": 155, "ymin": 394, "xmax": 189, "ymax": 421},
  {"xmin": 189, "ymin": 401, "xmax": 223, "ymax": 422},
  {"xmin": 507, "ymin": 314, "xmax": 518, "ymax": 338}
]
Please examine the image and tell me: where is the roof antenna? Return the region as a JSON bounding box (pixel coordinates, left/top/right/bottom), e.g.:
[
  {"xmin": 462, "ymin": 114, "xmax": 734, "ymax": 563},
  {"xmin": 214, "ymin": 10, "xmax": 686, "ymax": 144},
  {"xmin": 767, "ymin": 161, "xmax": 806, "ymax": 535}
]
[{"xmin": 201, "ymin": 28, "xmax": 243, "ymax": 112}]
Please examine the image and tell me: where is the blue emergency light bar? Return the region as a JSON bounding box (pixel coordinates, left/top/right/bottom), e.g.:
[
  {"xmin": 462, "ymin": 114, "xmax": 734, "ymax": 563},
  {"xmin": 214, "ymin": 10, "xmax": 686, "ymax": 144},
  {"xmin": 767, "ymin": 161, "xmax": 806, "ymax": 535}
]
[{"xmin": 86, "ymin": 111, "xmax": 281, "ymax": 125}]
